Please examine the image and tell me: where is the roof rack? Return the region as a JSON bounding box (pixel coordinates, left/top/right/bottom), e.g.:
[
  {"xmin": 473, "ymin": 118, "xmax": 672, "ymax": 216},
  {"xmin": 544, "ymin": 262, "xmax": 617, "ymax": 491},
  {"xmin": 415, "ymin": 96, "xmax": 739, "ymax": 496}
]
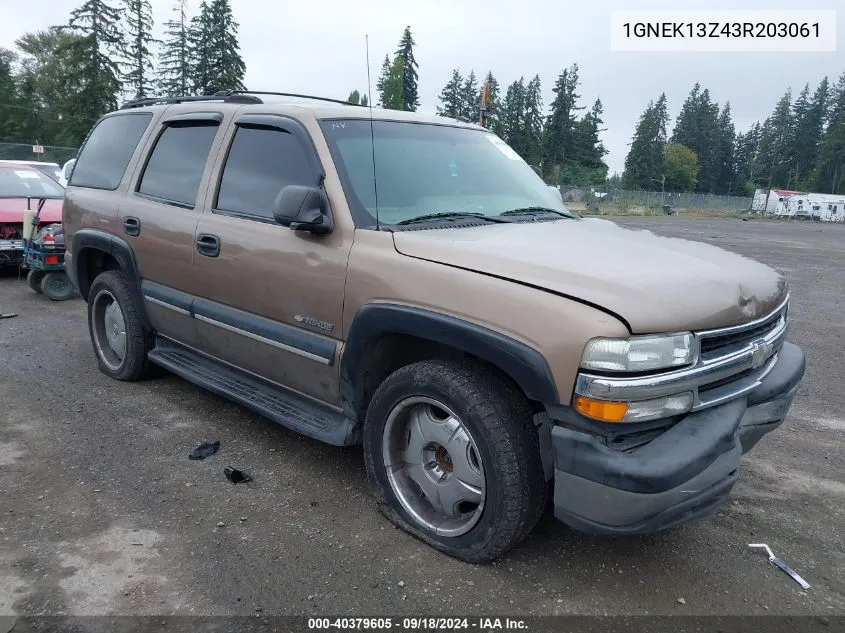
[
  {"xmin": 119, "ymin": 93, "xmax": 264, "ymax": 110},
  {"xmin": 219, "ymin": 90, "xmax": 366, "ymax": 107}
]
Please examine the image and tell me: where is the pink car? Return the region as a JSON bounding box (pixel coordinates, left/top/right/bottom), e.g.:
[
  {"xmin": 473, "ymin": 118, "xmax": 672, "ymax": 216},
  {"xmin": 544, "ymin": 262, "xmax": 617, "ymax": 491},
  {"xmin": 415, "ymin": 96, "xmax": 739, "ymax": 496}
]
[{"xmin": 0, "ymin": 165, "xmax": 64, "ymax": 269}]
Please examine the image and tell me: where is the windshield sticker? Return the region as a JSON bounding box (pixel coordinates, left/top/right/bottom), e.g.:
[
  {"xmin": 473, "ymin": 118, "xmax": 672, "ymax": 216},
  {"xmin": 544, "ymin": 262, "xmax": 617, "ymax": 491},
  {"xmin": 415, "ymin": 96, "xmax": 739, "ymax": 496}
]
[
  {"xmin": 15, "ymin": 170, "xmax": 41, "ymax": 179},
  {"xmin": 487, "ymin": 135, "xmax": 522, "ymax": 160}
]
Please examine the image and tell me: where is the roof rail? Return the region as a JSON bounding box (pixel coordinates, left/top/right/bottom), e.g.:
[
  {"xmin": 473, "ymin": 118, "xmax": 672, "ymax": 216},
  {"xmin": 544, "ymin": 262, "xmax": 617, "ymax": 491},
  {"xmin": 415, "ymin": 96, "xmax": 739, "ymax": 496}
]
[
  {"xmin": 119, "ymin": 93, "xmax": 264, "ymax": 110},
  {"xmin": 219, "ymin": 90, "xmax": 365, "ymax": 107}
]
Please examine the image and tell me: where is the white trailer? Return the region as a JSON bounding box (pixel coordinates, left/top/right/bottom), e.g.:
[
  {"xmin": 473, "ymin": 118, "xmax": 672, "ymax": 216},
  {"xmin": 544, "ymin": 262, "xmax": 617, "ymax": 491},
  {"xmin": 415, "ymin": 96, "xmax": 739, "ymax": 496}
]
[{"xmin": 752, "ymin": 188, "xmax": 804, "ymax": 215}]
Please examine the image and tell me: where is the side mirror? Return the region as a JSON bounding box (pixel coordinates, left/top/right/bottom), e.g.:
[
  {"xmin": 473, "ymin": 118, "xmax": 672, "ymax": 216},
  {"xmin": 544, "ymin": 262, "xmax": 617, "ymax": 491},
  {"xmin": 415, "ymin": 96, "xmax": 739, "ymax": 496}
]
[
  {"xmin": 273, "ymin": 185, "xmax": 333, "ymax": 234},
  {"xmin": 62, "ymin": 158, "xmax": 76, "ymax": 181}
]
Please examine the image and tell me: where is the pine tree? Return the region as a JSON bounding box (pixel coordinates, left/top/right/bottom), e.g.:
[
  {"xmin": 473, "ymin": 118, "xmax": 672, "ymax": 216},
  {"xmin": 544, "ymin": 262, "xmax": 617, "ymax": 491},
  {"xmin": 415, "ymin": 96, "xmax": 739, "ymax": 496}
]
[
  {"xmin": 188, "ymin": 1, "xmax": 214, "ymax": 94},
  {"xmin": 521, "ymin": 75, "xmax": 544, "ymax": 169},
  {"xmin": 64, "ymin": 0, "xmax": 125, "ymax": 131},
  {"xmin": 347, "ymin": 89, "xmax": 361, "ymax": 104},
  {"xmin": 573, "ymin": 99, "xmax": 608, "ymax": 173},
  {"xmin": 158, "ymin": 0, "xmax": 191, "ymax": 96},
  {"xmin": 732, "ymin": 122, "xmax": 761, "ymax": 195},
  {"xmin": 543, "ymin": 64, "xmax": 583, "ymax": 171},
  {"xmin": 622, "ymin": 93, "xmax": 669, "ymax": 190},
  {"xmin": 459, "ymin": 70, "xmax": 478, "ymax": 121},
  {"xmin": 753, "ymin": 90, "xmax": 794, "ymax": 189},
  {"xmin": 0, "ymin": 49, "xmax": 22, "ymax": 141},
  {"xmin": 712, "ymin": 103, "xmax": 735, "ymax": 194},
  {"xmin": 123, "ymin": 0, "xmax": 155, "ymax": 99},
  {"xmin": 500, "ymin": 78, "xmax": 525, "ymax": 154},
  {"xmin": 394, "ymin": 26, "xmax": 419, "ymax": 111},
  {"xmin": 375, "ymin": 54, "xmax": 390, "ymax": 105},
  {"xmin": 813, "ymin": 73, "xmax": 845, "ymax": 193},
  {"xmin": 437, "ymin": 68, "xmax": 463, "ymax": 118},
  {"xmin": 670, "ymin": 84, "xmax": 721, "ymax": 193},
  {"xmin": 481, "ymin": 71, "xmax": 503, "ymax": 136},
  {"xmin": 790, "ymin": 78, "xmax": 829, "ymax": 188},
  {"xmin": 208, "ymin": 0, "xmax": 245, "ymax": 92}
]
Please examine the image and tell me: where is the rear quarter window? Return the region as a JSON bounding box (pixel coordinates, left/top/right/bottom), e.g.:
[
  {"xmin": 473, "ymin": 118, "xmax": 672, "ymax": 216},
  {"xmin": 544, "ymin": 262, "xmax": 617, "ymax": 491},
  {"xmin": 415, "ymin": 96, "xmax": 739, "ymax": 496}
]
[{"xmin": 70, "ymin": 113, "xmax": 152, "ymax": 190}]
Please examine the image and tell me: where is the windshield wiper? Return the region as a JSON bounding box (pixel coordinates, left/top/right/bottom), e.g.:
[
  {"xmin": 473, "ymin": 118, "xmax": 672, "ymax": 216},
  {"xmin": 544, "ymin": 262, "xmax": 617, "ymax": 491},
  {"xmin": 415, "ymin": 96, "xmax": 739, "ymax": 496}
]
[
  {"xmin": 499, "ymin": 206, "xmax": 578, "ymax": 219},
  {"xmin": 396, "ymin": 212, "xmax": 512, "ymax": 226}
]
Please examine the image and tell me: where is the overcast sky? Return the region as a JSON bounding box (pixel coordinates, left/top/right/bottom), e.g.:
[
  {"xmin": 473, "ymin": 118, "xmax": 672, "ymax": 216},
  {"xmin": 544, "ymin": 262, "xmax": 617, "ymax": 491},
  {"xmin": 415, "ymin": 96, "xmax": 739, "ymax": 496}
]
[{"xmin": 2, "ymin": 0, "xmax": 842, "ymax": 173}]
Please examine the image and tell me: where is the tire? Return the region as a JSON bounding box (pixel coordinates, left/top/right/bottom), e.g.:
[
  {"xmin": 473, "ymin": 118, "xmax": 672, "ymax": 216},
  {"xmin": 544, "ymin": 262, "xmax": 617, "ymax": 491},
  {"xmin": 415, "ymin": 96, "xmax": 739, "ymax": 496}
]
[
  {"xmin": 27, "ymin": 269, "xmax": 45, "ymax": 294},
  {"xmin": 41, "ymin": 271, "xmax": 74, "ymax": 301},
  {"xmin": 87, "ymin": 270, "xmax": 152, "ymax": 381},
  {"xmin": 363, "ymin": 359, "xmax": 546, "ymax": 563}
]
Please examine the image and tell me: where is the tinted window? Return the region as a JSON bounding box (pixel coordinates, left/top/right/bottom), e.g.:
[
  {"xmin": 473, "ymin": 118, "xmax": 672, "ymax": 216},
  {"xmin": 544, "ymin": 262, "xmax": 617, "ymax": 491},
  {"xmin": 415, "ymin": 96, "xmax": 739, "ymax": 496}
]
[
  {"xmin": 70, "ymin": 114, "xmax": 152, "ymax": 190},
  {"xmin": 137, "ymin": 122, "xmax": 218, "ymax": 207},
  {"xmin": 216, "ymin": 126, "xmax": 316, "ymax": 219}
]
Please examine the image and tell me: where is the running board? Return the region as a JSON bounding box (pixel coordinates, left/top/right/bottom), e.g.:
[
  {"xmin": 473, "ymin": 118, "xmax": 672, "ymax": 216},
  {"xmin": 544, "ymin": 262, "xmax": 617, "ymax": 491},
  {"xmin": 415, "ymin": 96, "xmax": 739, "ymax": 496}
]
[{"xmin": 148, "ymin": 338, "xmax": 359, "ymax": 446}]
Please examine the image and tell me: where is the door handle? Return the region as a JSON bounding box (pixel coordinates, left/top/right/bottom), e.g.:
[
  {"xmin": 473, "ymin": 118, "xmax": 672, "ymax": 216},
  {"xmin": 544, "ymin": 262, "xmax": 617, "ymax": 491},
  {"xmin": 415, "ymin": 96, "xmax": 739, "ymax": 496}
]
[
  {"xmin": 196, "ymin": 233, "xmax": 221, "ymax": 257},
  {"xmin": 123, "ymin": 216, "xmax": 140, "ymax": 236}
]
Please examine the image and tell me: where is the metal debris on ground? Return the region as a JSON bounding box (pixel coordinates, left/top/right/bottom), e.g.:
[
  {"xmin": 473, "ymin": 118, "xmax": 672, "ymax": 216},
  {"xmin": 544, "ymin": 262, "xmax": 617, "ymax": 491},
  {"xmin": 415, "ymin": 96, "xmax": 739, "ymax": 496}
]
[
  {"xmin": 188, "ymin": 440, "xmax": 220, "ymax": 460},
  {"xmin": 748, "ymin": 543, "xmax": 811, "ymax": 589},
  {"xmin": 224, "ymin": 466, "xmax": 252, "ymax": 484},
  {"xmin": 0, "ymin": 313, "xmax": 17, "ymax": 319}
]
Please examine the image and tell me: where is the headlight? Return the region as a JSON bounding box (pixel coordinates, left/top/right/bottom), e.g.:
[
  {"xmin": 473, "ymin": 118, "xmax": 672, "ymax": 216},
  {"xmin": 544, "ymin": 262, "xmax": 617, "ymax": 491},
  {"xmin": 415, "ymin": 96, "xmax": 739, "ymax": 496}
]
[{"xmin": 580, "ymin": 333, "xmax": 695, "ymax": 372}]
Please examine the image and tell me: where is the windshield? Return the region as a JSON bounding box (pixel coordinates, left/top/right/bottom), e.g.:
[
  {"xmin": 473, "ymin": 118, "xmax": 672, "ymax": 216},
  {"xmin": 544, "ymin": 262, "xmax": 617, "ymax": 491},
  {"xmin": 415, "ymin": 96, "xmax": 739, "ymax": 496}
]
[
  {"xmin": 321, "ymin": 119, "xmax": 571, "ymax": 226},
  {"xmin": 0, "ymin": 167, "xmax": 65, "ymax": 199}
]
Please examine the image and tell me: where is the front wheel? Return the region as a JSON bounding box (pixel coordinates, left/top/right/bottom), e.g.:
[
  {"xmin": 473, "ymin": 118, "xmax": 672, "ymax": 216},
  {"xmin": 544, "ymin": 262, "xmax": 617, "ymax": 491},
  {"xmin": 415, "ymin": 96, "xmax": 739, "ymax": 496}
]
[{"xmin": 363, "ymin": 359, "xmax": 546, "ymax": 563}]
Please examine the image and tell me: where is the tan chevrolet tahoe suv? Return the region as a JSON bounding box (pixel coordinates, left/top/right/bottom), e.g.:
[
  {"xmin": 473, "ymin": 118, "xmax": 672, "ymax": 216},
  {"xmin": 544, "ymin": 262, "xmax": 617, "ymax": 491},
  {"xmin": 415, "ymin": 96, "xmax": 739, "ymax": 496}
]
[{"xmin": 62, "ymin": 91, "xmax": 805, "ymax": 563}]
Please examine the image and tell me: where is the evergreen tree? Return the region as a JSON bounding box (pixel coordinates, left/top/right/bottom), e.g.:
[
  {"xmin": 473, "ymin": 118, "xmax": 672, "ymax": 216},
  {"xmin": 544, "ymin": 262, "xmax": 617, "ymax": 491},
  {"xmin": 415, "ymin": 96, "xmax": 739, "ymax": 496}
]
[
  {"xmin": 188, "ymin": 1, "xmax": 213, "ymax": 94},
  {"xmin": 481, "ymin": 71, "xmax": 503, "ymax": 136},
  {"xmin": 437, "ymin": 68, "xmax": 463, "ymax": 118},
  {"xmin": 753, "ymin": 90, "xmax": 794, "ymax": 189},
  {"xmin": 622, "ymin": 93, "xmax": 669, "ymax": 189},
  {"xmin": 712, "ymin": 103, "xmax": 735, "ymax": 194},
  {"xmin": 347, "ymin": 89, "xmax": 361, "ymax": 104},
  {"xmin": 732, "ymin": 122, "xmax": 761, "ymax": 195},
  {"xmin": 543, "ymin": 64, "xmax": 583, "ymax": 170},
  {"xmin": 123, "ymin": 0, "xmax": 155, "ymax": 99},
  {"xmin": 375, "ymin": 54, "xmax": 390, "ymax": 105},
  {"xmin": 63, "ymin": 0, "xmax": 125, "ymax": 134},
  {"xmin": 521, "ymin": 74, "xmax": 544, "ymax": 169},
  {"xmin": 500, "ymin": 78, "xmax": 525, "ymax": 155},
  {"xmin": 790, "ymin": 78, "xmax": 829, "ymax": 188},
  {"xmin": 393, "ymin": 26, "xmax": 419, "ymax": 111},
  {"xmin": 361, "ymin": 93, "xmax": 368, "ymax": 107},
  {"xmin": 459, "ymin": 70, "xmax": 478, "ymax": 121},
  {"xmin": 158, "ymin": 0, "xmax": 191, "ymax": 96},
  {"xmin": 208, "ymin": 0, "xmax": 245, "ymax": 92},
  {"xmin": 670, "ymin": 84, "xmax": 720, "ymax": 193},
  {"xmin": 813, "ymin": 73, "xmax": 845, "ymax": 193},
  {"xmin": 569, "ymin": 98, "xmax": 608, "ymax": 183},
  {"xmin": 0, "ymin": 49, "xmax": 22, "ymax": 141}
]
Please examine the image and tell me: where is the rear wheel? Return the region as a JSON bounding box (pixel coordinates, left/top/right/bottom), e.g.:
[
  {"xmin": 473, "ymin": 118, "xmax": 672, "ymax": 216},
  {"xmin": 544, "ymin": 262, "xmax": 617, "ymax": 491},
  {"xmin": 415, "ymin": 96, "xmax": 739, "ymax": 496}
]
[
  {"xmin": 41, "ymin": 271, "xmax": 73, "ymax": 301},
  {"xmin": 363, "ymin": 359, "xmax": 546, "ymax": 563},
  {"xmin": 27, "ymin": 269, "xmax": 45, "ymax": 294},
  {"xmin": 87, "ymin": 270, "xmax": 152, "ymax": 380}
]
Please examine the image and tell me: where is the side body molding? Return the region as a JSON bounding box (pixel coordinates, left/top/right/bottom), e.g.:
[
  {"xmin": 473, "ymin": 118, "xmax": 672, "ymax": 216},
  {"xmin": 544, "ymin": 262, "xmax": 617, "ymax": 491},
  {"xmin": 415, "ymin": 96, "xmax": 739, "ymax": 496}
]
[{"xmin": 341, "ymin": 303, "xmax": 560, "ymax": 417}]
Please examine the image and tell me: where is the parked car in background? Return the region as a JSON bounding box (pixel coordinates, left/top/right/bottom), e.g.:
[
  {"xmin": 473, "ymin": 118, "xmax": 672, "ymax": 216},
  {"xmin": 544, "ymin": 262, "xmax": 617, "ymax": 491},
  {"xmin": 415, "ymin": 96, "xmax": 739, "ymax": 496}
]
[
  {"xmin": 0, "ymin": 164, "xmax": 64, "ymax": 269},
  {"xmin": 0, "ymin": 160, "xmax": 65, "ymax": 186}
]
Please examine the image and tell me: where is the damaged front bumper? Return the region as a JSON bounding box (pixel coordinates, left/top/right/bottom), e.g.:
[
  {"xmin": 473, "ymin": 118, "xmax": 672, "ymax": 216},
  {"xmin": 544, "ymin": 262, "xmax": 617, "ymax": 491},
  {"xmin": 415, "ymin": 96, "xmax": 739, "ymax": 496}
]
[{"xmin": 547, "ymin": 341, "xmax": 805, "ymax": 535}]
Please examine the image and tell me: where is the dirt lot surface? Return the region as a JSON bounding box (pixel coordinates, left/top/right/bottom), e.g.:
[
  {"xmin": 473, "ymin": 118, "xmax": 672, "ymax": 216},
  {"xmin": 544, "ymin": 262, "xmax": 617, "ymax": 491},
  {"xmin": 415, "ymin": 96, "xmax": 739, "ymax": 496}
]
[{"xmin": 1, "ymin": 217, "xmax": 843, "ymax": 619}]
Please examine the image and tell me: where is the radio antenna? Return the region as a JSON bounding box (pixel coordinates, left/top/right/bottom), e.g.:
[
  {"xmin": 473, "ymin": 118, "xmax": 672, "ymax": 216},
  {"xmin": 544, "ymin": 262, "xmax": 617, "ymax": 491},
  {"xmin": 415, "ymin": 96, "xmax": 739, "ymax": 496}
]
[{"xmin": 365, "ymin": 34, "xmax": 380, "ymax": 230}]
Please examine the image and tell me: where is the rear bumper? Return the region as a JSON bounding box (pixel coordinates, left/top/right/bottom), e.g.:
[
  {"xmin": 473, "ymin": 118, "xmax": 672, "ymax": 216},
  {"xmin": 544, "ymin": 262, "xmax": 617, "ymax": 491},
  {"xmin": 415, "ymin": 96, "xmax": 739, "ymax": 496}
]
[{"xmin": 549, "ymin": 342, "xmax": 805, "ymax": 535}]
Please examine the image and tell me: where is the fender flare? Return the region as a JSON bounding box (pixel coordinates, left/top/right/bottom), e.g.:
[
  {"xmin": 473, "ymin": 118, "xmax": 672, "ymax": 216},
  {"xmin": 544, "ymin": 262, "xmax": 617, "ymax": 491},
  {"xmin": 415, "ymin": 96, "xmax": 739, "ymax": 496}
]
[
  {"xmin": 72, "ymin": 229, "xmax": 149, "ymax": 327},
  {"xmin": 341, "ymin": 303, "xmax": 560, "ymax": 414}
]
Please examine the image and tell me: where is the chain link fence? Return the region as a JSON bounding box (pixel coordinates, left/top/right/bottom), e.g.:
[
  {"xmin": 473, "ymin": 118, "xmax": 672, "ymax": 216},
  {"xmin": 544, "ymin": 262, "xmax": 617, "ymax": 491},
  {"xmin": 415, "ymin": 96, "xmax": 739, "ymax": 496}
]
[
  {"xmin": 562, "ymin": 188, "xmax": 753, "ymax": 214},
  {"xmin": 0, "ymin": 142, "xmax": 79, "ymax": 166}
]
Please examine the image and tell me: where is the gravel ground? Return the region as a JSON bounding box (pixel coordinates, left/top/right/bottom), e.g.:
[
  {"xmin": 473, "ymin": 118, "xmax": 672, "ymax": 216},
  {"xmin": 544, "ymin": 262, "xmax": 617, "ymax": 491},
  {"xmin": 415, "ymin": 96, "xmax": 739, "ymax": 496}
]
[{"xmin": 0, "ymin": 216, "xmax": 843, "ymax": 619}]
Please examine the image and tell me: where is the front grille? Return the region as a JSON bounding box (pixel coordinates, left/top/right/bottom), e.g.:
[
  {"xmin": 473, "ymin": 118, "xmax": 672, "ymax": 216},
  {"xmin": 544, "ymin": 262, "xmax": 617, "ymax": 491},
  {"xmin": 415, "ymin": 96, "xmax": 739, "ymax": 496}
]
[{"xmin": 698, "ymin": 302, "xmax": 787, "ymax": 360}]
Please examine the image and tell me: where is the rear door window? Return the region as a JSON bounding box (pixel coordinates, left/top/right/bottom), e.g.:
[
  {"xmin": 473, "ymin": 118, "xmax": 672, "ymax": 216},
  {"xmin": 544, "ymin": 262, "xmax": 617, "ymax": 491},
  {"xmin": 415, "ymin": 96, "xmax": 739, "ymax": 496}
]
[
  {"xmin": 69, "ymin": 113, "xmax": 152, "ymax": 190},
  {"xmin": 137, "ymin": 122, "xmax": 219, "ymax": 208}
]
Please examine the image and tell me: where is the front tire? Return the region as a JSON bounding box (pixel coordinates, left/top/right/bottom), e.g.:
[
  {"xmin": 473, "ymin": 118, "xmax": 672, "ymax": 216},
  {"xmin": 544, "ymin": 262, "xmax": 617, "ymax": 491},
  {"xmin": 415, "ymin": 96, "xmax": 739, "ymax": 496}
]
[
  {"xmin": 363, "ymin": 359, "xmax": 546, "ymax": 563},
  {"xmin": 87, "ymin": 270, "xmax": 152, "ymax": 380}
]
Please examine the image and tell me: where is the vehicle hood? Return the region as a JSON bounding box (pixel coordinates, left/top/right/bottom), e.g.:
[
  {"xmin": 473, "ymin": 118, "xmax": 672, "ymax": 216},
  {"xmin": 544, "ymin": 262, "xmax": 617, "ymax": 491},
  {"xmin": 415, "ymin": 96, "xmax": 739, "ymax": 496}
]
[
  {"xmin": 0, "ymin": 198, "xmax": 63, "ymax": 224},
  {"xmin": 391, "ymin": 218, "xmax": 788, "ymax": 333}
]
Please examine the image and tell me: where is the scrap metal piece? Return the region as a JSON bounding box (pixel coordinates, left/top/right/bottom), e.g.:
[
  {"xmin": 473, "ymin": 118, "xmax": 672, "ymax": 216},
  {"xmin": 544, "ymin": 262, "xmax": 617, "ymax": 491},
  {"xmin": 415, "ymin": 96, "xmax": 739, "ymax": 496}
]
[{"xmin": 749, "ymin": 543, "xmax": 811, "ymax": 589}]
